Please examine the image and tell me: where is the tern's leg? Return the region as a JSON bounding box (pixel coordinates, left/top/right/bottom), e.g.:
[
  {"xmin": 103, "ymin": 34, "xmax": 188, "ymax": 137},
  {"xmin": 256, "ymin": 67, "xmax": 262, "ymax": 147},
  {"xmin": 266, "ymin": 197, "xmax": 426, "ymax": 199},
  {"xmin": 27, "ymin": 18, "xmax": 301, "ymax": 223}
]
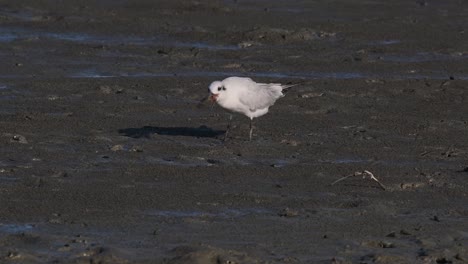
[
  {"xmin": 249, "ymin": 119, "xmax": 253, "ymax": 141},
  {"xmin": 223, "ymin": 114, "xmax": 233, "ymax": 141}
]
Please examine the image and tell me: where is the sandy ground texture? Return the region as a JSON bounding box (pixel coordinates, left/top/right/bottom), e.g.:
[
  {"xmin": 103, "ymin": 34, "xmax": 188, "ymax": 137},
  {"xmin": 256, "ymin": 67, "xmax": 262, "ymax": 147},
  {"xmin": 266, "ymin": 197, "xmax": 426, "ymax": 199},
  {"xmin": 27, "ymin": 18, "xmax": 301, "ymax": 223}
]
[{"xmin": 1, "ymin": 0, "xmax": 468, "ymax": 263}]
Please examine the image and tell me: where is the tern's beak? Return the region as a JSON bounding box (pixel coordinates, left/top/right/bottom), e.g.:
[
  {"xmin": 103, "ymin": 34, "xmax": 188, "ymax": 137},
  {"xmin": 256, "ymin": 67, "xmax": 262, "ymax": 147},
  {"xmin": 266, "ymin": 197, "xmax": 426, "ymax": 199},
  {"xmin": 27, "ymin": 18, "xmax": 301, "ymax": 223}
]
[{"xmin": 209, "ymin": 93, "xmax": 219, "ymax": 102}]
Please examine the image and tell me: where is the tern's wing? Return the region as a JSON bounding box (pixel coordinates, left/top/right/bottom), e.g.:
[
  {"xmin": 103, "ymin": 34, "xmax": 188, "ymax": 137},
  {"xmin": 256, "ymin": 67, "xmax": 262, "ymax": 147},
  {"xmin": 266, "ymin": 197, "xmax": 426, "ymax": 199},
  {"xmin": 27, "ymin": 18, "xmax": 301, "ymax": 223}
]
[{"xmin": 238, "ymin": 82, "xmax": 285, "ymax": 111}]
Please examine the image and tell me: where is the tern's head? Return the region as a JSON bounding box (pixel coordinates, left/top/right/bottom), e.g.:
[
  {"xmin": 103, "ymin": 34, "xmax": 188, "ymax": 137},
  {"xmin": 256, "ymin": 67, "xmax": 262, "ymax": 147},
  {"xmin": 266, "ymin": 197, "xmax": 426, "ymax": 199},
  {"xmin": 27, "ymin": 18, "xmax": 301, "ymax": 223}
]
[{"xmin": 208, "ymin": 80, "xmax": 226, "ymax": 102}]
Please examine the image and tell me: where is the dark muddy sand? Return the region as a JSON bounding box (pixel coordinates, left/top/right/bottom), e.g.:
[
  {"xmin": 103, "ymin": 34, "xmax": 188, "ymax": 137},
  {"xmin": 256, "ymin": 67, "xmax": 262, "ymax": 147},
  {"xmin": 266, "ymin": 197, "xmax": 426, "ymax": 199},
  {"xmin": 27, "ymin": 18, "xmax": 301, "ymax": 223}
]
[{"xmin": 1, "ymin": 0, "xmax": 468, "ymax": 263}]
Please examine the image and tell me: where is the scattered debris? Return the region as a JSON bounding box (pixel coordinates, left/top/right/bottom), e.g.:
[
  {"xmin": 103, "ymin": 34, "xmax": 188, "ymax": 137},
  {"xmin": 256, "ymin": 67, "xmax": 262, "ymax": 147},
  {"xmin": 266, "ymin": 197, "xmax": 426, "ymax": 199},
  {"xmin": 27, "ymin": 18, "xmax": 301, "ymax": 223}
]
[{"xmin": 331, "ymin": 170, "xmax": 386, "ymax": 190}]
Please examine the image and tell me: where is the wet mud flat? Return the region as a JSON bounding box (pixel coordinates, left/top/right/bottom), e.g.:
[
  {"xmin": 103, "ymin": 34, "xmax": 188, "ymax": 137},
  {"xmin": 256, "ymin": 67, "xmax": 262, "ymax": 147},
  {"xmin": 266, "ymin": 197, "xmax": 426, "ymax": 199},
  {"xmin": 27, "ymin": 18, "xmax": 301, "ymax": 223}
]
[{"xmin": 1, "ymin": 0, "xmax": 468, "ymax": 263}]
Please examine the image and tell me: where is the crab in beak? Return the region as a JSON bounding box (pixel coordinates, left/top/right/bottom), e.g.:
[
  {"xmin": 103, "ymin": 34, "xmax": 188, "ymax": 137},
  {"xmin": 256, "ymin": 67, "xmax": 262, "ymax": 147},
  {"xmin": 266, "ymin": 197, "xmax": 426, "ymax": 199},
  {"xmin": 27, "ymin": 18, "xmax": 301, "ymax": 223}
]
[{"xmin": 209, "ymin": 93, "xmax": 219, "ymax": 102}]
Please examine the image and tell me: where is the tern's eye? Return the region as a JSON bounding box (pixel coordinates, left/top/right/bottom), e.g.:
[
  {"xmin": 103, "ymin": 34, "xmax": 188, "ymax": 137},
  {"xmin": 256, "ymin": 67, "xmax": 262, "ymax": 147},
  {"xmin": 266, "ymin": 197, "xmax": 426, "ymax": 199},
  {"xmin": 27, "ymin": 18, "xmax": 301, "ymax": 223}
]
[
  {"xmin": 222, "ymin": 87, "xmax": 226, "ymax": 91},
  {"xmin": 217, "ymin": 87, "xmax": 221, "ymax": 91}
]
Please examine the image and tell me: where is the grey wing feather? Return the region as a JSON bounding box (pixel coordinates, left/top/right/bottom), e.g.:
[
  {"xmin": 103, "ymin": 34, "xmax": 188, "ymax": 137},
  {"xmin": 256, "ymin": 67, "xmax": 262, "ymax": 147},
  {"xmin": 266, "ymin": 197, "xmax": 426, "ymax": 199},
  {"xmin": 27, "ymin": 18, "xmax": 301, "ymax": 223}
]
[{"xmin": 239, "ymin": 83, "xmax": 284, "ymax": 111}]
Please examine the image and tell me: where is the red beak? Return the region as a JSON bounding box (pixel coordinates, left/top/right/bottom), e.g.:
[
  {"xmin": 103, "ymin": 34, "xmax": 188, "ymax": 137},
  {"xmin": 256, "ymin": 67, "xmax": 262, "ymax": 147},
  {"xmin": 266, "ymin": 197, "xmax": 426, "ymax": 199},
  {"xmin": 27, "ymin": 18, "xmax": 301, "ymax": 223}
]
[{"xmin": 209, "ymin": 93, "xmax": 219, "ymax": 102}]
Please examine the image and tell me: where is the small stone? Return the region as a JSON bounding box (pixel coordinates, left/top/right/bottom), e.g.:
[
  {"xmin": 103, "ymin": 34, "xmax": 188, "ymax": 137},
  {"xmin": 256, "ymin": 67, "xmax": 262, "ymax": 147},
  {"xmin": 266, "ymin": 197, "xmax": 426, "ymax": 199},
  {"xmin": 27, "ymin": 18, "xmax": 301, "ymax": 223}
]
[
  {"xmin": 130, "ymin": 146, "xmax": 143, "ymax": 152},
  {"xmin": 400, "ymin": 229, "xmax": 411, "ymax": 235},
  {"xmin": 51, "ymin": 171, "xmax": 68, "ymax": 178},
  {"xmin": 278, "ymin": 208, "xmax": 299, "ymax": 217},
  {"xmin": 454, "ymin": 253, "xmax": 465, "ymax": 261},
  {"xmin": 222, "ymin": 63, "xmax": 242, "ymax": 69},
  {"xmin": 110, "ymin": 145, "xmax": 124, "ymax": 151},
  {"xmin": 431, "ymin": 215, "xmax": 441, "ymax": 222},
  {"xmin": 378, "ymin": 241, "xmax": 395, "ymax": 248},
  {"xmin": 299, "ymin": 92, "xmax": 324, "ymax": 98},
  {"xmin": 48, "ymin": 218, "xmax": 63, "ymax": 224},
  {"xmin": 11, "ymin": 134, "xmax": 28, "ymax": 144},
  {"xmin": 386, "ymin": 231, "xmax": 396, "ymax": 237},
  {"xmin": 436, "ymin": 257, "xmax": 451, "ymax": 264},
  {"xmin": 58, "ymin": 244, "xmax": 71, "ymax": 252},
  {"xmin": 7, "ymin": 251, "xmax": 19, "ymax": 258},
  {"xmin": 280, "ymin": 139, "xmax": 299, "ymax": 146},
  {"xmin": 99, "ymin": 85, "xmax": 112, "ymax": 94},
  {"xmin": 238, "ymin": 41, "xmax": 255, "ymax": 48}
]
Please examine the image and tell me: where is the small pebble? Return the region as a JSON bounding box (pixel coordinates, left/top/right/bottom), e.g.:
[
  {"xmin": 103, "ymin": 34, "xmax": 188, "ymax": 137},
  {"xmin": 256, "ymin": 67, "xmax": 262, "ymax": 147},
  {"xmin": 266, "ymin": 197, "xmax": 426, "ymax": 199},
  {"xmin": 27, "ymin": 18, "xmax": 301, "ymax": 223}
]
[
  {"xmin": 51, "ymin": 171, "xmax": 68, "ymax": 178},
  {"xmin": 130, "ymin": 146, "xmax": 143, "ymax": 152},
  {"xmin": 400, "ymin": 229, "xmax": 412, "ymax": 235},
  {"xmin": 99, "ymin": 85, "xmax": 112, "ymax": 94},
  {"xmin": 378, "ymin": 241, "xmax": 395, "ymax": 248},
  {"xmin": 238, "ymin": 41, "xmax": 255, "ymax": 48},
  {"xmin": 12, "ymin": 135, "xmax": 28, "ymax": 144},
  {"xmin": 278, "ymin": 208, "xmax": 299, "ymax": 217},
  {"xmin": 7, "ymin": 251, "xmax": 19, "ymax": 258},
  {"xmin": 299, "ymin": 92, "xmax": 324, "ymax": 98},
  {"xmin": 110, "ymin": 145, "xmax": 124, "ymax": 151},
  {"xmin": 58, "ymin": 244, "xmax": 71, "ymax": 252}
]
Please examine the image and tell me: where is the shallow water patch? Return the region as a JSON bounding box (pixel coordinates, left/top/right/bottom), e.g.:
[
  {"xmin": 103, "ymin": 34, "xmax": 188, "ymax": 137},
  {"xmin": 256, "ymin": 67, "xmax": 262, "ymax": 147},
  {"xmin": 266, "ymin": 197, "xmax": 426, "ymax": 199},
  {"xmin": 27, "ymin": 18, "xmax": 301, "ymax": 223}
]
[
  {"xmin": 0, "ymin": 176, "xmax": 19, "ymax": 184},
  {"xmin": 0, "ymin": 32, "xmax": 17, "ymax": 42},
  {"xmin": 69, "ymin": 70, "xmax": 116, "ymax": 79},
  {"xmin": 372, "ymin": 52, "xmax": 468, "ymax": 63},
  {"xmin": 0, "ymin": 27, "xmax": 241, "ymax": 50},
  {"xmin": 321, "ymin": 158, "xmax": 369, "ymax": 164},
  {"xmin": 173, "ymin": 41, "xmax": 240, "ymax": 50},
  {"xmin": 0, "ymin": 10, "xmax": 40, "ymax": 21},
  {"xmin": 68, "ymin": 69, "xmax": 468, "ymax": 80},
  {"xmin": 145, "ymin": 156, "xmax": 214, "ymax": 167},
  {"xmin": 369, "ymin": 40, "xmax": 401, "ymax": 45},
  {"xmin": 0, "ymin": 223, "xmax": 34, "ymax": 234},
  {"xmin": 68, "ymin": 70, "xmax": 367, "ymax": 79},
  {"xmin": 146, "ymin": 208, "xmax": 273, "ymax": 219}
]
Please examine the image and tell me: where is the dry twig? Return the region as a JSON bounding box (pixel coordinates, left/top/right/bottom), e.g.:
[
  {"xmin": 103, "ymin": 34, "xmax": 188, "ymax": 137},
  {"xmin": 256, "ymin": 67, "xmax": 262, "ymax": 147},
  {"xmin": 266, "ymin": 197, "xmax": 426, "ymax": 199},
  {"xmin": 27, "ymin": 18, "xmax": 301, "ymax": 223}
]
[{"xmin": 331, "ymin": 170, "xmax": 386, "ymax": 190}]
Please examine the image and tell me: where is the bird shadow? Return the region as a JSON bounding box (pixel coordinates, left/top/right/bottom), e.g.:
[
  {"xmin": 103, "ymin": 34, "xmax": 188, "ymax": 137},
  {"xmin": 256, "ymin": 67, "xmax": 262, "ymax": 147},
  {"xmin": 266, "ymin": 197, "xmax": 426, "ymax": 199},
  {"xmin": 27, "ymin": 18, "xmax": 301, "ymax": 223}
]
[{"xmin": 118, "ymin": 125, "xmax": 225, "ymax": 139}]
